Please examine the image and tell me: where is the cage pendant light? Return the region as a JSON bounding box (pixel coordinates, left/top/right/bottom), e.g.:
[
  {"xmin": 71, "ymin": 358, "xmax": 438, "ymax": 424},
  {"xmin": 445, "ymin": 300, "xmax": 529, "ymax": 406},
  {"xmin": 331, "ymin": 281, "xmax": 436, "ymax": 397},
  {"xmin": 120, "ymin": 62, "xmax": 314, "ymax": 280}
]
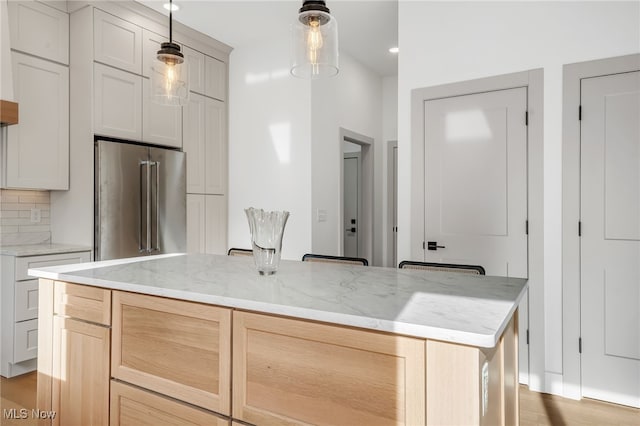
[
  {"xmin": 291, "ymin": 0, "xmax": 339, "ymax": 79},
  {"xmin": 151, "ymin": 0, "xmax": 189, "ymax": 105}
]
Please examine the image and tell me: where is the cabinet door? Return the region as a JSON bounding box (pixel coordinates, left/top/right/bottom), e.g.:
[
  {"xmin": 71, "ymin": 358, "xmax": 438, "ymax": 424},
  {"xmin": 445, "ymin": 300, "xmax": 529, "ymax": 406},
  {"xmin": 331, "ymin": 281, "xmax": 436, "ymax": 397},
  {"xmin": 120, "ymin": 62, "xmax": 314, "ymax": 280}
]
[
  {"xmin": 110, "ymin": 380, "xmax": 230, "ymax": 426},
  {"xmin": 183, "ymin": 93, "xmax": 206, "ymax": 193},
  {"xmin": 8, "ymin": 0, "xmax": 69, "ymax": 64},
  {"xmin": 52, "ymin": 317, "xmax": 110, "ymax": 426},
  {"xmin": 142, "ymin": 78, "xmax": 182, "ymax": 148},
  {"xmin": 5, "ymin": 52, "xmax": 69, "ymax": 190},
  {"xmin": 205, "ymin": 195, "xmax": 227, "ymax": 255},
  {"xmin": 94, "ymin": 63, "xmax": 142, "ymax": 140},
  {"xmin": 15, "ymin": 279, "xmax": 39, "ymax": 322},
  {"xmin": 183, "ymin": 46, "xmax": 206, "ymax": 95},
  {"xmin": 205, "ymin": 98, "xmax": 226, "ymax": 195},
  {"xmin": 141, "ymin": 29, "xmax": 165, "ymax": 78},
  {"xmin": 204, "ymin": 56, "xmax": 226, "ymax": 101},
  {"xmin": 187, "ymin": 194, "xmax": 206, "ymax": 254},
  {"xmin": 233, "ymin": 311, "xmax": 426, "ymax": 426},
  {"xmin": 111, "ymin": 292, "xmax": 231, "ymax": 414},
  {"xmin": 94, "ymin": 9, "xmax": 142, "ymax": 74},
  {"xmin": 14, "ymin": 318, "xmax": 38, "ymax": 363}
]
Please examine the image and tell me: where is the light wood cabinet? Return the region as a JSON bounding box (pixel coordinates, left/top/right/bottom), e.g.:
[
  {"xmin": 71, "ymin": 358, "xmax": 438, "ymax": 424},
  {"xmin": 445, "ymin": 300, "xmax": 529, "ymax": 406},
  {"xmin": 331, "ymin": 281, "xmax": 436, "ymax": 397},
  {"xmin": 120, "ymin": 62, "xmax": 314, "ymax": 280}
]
[
  {"xmin": 94, "ymin": 9, "xmax": 142, "ymax": 74},
  {"xmin": 94, "ymin": 63, "xmax": 142, "ymax": 140},
  {"xmin": 142, "ymin": 77, "xmax": 182, "ymax": 148},
  {"xmin": 111, "ymin": 291, "xmax": 232, "ymax": 414},
  {"xmin": 232, "ymin": 311, "xmax": 426, "ymax": 426},
  {"xmin": 3, "ymin": 52, "xmax": 69, "ymax": 190},
  {"xmin": 8, "ymin": 0, "xmax": 69, "ymax": 64},
  {"xmin": 52, "ymin": 316, "xmax": 110, "ymax": 426},
  {"xmin": 110, "ymin": 380, "xmax": 230, "ymax": 426}
]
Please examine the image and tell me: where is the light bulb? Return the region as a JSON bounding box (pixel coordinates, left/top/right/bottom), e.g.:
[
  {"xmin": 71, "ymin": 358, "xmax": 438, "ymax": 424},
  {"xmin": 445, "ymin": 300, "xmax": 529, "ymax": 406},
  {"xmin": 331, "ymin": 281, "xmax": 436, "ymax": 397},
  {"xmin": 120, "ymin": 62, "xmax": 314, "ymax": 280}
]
[
  {"xmin": 165, "ymin": 63, "xmax": 176, "ymax": 95},
  {"xmin": 307, "ymin": 17, "xmax": 323, "ymax": 75}
]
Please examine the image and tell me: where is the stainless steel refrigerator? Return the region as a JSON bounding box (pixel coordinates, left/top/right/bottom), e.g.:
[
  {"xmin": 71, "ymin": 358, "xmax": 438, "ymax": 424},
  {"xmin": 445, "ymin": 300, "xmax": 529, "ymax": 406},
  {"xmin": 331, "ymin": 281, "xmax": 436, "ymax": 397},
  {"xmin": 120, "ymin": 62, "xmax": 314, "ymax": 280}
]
[{"xmin": 94, "ymin": 139, "xmax": 186, "ymax": 261}]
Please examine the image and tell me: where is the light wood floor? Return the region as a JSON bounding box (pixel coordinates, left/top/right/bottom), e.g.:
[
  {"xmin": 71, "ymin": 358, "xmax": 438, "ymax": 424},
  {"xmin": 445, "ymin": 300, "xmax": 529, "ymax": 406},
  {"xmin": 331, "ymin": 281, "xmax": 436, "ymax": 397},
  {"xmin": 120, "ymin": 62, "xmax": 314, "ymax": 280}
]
[{"xmin": 2, "ymin": 373, "xmax": 639, "ymax": 425}]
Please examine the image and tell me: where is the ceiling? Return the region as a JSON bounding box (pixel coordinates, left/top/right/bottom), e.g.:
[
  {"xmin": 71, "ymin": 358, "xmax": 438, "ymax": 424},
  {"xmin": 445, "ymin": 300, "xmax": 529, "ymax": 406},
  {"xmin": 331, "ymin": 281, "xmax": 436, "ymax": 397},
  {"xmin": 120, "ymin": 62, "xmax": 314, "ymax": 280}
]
[{"xmin": 137, "ymin": 0, "xmax": 399, "ymax": 77}]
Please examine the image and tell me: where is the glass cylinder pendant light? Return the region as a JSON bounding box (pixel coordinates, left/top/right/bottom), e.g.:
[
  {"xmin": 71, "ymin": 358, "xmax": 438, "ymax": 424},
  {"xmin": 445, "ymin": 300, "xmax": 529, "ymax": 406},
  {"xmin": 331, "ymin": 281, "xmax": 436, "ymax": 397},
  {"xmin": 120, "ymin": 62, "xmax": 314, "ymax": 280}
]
[
  {"xmin": 291, "ymin": 0, "xmax": 339, "ymax": 79},
  {"xmin": 151, "ymin": 0, "xmax": 189, "ymax": 106}
]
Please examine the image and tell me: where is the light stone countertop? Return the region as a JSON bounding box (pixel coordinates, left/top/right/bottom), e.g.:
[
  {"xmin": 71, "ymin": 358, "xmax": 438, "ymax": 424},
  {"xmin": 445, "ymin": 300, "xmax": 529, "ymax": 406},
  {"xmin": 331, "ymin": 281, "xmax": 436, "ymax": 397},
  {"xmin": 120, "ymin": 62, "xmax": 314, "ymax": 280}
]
[
  {"xmin": 29, "ymin": 253, "xmax": 527, "ymax": 348},
  {"xmin": 0, "ymin": 243, "xmax": 92, "ymax": 257}
]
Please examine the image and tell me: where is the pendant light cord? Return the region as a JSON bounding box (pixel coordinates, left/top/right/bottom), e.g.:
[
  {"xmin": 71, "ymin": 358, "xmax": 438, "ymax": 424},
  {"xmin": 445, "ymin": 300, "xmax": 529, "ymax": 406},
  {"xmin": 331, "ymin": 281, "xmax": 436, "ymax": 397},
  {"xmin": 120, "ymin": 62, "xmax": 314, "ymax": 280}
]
[{"xmin": 169, "ymin": 0, "xmax": 173, "ymax": 43}]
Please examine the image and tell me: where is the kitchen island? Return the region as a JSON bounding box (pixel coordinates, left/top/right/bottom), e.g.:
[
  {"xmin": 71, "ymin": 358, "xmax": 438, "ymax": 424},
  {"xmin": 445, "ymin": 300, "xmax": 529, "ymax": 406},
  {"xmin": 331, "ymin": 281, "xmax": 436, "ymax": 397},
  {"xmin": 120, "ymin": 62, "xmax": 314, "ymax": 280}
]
[{"xmin": 30, "ymin": 253, "xmax": 527, "ymax": 426}]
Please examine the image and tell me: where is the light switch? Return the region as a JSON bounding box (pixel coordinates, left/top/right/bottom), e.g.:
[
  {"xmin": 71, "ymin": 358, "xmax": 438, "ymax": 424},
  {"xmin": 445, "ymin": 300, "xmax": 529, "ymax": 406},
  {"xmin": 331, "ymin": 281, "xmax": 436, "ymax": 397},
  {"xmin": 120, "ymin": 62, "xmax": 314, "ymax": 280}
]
[
  {"xmin": 30, "ymin": 208, "xmax": 41, "ymax": 223},
  {"xmin": 317, "ymin": 209, "xmax": 327, "ymax": 222}
]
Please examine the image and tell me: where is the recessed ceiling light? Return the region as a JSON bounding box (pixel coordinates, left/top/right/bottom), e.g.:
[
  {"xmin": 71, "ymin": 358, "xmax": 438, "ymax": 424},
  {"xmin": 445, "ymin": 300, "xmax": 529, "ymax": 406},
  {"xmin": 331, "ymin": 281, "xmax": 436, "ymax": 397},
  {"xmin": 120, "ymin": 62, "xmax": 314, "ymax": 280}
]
[
  {"xmin": 388, "ymin": 47, "xmax": 399, "ymax": 54},
  {"xmin": 163, "ymin": 2, "xmax": 179, "ymax": 11}
]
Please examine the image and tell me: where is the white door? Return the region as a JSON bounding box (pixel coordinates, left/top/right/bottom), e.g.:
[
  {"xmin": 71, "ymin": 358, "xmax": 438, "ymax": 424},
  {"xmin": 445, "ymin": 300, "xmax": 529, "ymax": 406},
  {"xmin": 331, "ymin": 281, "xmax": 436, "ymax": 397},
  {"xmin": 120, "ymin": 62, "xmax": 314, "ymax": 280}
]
[
  {"xmin": 393, "ymin": 145, "xmax": 398, "ymax": 267},
  {"xmin": 581, "ymin": 70, "xmax": 640, "ymax": 408},
  {"xmin": 423, "ymin": 87, "xmax": 529, "ymax": 381},
  {"xmin": 343, "ymin": 153, "xmax": 360, "ymax": 257}
]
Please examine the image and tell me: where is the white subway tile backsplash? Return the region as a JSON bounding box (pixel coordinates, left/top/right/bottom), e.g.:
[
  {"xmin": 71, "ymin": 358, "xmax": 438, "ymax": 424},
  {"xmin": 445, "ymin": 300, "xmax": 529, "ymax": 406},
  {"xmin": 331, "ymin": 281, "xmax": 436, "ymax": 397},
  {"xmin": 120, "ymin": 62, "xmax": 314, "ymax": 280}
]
[{"xmin": 0, "ymin": 189, "xmax": 51, "ymax": 245}]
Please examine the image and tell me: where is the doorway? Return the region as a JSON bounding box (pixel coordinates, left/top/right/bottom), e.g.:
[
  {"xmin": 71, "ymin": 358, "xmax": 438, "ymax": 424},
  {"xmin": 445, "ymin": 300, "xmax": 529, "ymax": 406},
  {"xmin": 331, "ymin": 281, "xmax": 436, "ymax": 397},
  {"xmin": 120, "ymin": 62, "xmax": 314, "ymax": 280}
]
[
  {"xmin": 340, "ymin": 128, "xmax": 373, "ymax": 263},
  {"xmin": 387, "ymin": 141, "xmax": 398, "ymax": 267},
  {"xmin": 411, "ymin": 69, "xmax": 544, "ymax": 388},
  {"xmin": 563, "ymin": 54, "xmax": 640, "ymax": 407}
]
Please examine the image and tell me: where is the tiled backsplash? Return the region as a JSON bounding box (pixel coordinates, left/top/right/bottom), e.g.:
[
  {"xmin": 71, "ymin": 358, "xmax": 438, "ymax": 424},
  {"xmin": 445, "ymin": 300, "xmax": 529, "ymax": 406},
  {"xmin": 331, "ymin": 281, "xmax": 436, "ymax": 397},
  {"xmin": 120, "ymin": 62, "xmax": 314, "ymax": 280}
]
[{"xmin": 0, "ymin": 189, "xmax": 51, "ymax": 245}]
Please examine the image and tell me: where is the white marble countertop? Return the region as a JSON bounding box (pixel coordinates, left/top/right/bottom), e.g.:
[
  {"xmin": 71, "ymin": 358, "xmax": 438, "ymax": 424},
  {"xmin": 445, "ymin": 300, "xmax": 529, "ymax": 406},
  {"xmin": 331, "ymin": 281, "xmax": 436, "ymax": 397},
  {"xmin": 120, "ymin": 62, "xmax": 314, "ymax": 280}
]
[
  {"xmin": 29, "ymin": 253, "xmax": 527, "ymax": 348},
  {"xmin": 0, "ymin": 243, "xmax": 92, "ymax": 257}
]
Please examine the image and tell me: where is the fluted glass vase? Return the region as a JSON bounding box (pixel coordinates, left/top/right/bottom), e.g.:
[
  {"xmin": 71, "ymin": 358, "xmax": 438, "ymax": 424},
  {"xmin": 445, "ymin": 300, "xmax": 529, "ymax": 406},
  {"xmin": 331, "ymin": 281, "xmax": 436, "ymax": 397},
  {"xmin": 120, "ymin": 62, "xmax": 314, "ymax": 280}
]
[{"xmin": 245, "ymin": 208, "xmax": 290, "ymax": 275}]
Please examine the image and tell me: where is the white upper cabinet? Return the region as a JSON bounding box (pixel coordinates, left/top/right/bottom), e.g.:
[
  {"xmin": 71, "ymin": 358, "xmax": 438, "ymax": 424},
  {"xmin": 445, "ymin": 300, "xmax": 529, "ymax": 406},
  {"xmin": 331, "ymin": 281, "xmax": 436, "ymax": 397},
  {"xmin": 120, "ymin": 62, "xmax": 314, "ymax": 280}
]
[
  {"xmin": 183, "ymin": 46, "xmax": 205, "ymax": 95},
  {"xmin": 183, "ymin": 92, "xmax": 206, "ymax": 193},
  {"xmin": 142, "ymin": 78, "xmax": 182, "ymax": 148},
  {"xmin": 205, "ymin": 98, "xmax": 226, "ymax": 195},
  {"xmin": 205, "ymin": 56, "xmax": 226, "ymax": 101},
  {"xmin": 142, "ymin": 29, "xmax": 168, "ymax": 79},
  {"xmin": 5, "ymin": 53, "xmax": 69, "ymax": 190},
  {"xmin": 94, "ymin": 9, "xmax": 142, "ymax": 74},
  {"xmin": 93, "ymin": 63, "xmax": 142, "ymax": 141},
  {"xmin": 8, "ymin": 0, "xmax": 69, "ymax": 64}
]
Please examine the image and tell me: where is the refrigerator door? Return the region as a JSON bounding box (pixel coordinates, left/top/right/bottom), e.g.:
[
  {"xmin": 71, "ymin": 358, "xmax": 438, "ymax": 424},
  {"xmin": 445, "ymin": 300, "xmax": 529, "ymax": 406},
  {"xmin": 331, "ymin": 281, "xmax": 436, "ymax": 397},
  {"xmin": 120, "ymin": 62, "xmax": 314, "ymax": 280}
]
[
  {"xmin": 149, "ymin": 146, "xmax": 186, "ymax": 255},
  {"xmin": 95, "ymin": 140, "xmax": 149, "ymax": 260}
]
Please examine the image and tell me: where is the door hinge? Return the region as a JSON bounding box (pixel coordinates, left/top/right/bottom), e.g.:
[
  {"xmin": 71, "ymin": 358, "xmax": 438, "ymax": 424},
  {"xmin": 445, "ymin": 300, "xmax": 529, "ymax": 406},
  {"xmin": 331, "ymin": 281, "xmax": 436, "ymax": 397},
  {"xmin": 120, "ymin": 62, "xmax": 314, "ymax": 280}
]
[
  {"xmin": 525, "ymin": 111, "xmax": 529, "ymax": 126},
  {"xmin": 422, "ymin": 241, "xmax": 425, "ymax": 250},
  {"xmin": 578, "ymin": 221, "xmax": 582, "ymax": 237},
  {"xmin": 526, "ymin": 329, "xmax": 529, "ymax": 345},
  {"xmin": 525, "ymin": 220, "xmax": 529, "ymax": 235},
  {"xmin": 579, "ymin": 337, "xmax": 582, "ymax": 353},
  {"xmin": 579, "ymin": 105, "xmax": 582, "ymax": 121}
]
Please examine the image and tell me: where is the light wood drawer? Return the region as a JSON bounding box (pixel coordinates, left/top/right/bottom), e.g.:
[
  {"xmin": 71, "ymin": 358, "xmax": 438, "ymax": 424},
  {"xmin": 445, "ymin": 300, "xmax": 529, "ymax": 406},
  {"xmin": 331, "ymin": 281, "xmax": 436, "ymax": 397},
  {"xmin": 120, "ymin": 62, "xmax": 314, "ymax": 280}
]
[
  {"xmin": 54, "ymin": 281, "xmax": 111, "ymax": 325},
  {"xmin": 232, "ymin": 311, "xmax": 426, "ymax": 426},
  {"xmin": 111, "ymin": 291, "xmax": 231, "ymax": 415},
  {"xmin": 16, "ymin": 251, "xmax": 90, "ymax": 281},
  {"xmin": 14, "ymin": 318, "xmax": 38, "ymax": 362},
  {"xmin": 110, "ymin": 380, "xmax": 230, "ymax": 426},
  {"xmin": 15, "ymin": 279, "xmax": 39, "ymax": 321}
]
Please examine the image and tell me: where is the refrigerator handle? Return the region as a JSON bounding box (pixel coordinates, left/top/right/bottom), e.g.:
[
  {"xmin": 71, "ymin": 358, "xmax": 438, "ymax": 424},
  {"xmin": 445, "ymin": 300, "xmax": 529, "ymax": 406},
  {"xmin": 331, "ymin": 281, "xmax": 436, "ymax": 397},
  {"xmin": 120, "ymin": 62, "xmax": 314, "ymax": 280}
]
[
  {"xmin": 151, "ymin": 161, "xmax": 160, "ymax": 252},
  {"xmin": 139, "ymin": 161, "xmax": 149, "ymax": 253}
]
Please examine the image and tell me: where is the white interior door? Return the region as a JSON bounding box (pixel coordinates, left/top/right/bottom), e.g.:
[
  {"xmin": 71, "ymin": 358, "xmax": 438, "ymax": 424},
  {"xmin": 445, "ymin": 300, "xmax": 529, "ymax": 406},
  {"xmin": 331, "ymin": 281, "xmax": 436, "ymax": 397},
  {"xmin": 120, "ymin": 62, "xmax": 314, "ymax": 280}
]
[
  {"xmin": 393, "ymin": 145, "xmax": 398, "ymax": 267},
  {"xmin": 343, "ymin": 153, "xmax": 360, "ymax": 257},
  {"xmin": 581, "ymin": 70, "xmax": 640, "ymax": 408},
  {"xmin": 424, "ymin": 87, "xmax": 529, "ymax": 382}
]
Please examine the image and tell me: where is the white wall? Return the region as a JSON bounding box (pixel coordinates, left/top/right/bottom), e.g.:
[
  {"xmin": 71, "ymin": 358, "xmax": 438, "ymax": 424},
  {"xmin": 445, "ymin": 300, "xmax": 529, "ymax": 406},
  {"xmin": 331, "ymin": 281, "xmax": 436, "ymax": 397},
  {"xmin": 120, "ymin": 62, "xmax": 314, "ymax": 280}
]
[
  {"xmin": 310, "ymin": 52, "xmax": 383, "ymax": 263},
  {"xmin": 398, "ymin": 1, "xmax": 640, "ymax": 395},
  {"xmin": 227, "ymin": 35, "xmax": 312, "ymax": 261}
]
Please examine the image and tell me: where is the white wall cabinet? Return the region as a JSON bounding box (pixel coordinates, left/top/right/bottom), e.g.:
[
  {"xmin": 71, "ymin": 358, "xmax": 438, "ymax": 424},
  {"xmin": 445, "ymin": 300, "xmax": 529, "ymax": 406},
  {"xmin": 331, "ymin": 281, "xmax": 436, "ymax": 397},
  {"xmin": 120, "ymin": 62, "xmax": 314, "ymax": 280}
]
[
  {"xmin": 184, "ymin": 93, "xmax": 207, "ymax": 193},
  {"xmin": 8, "ymin": 0, "xmax": 69, "ymax": 64},
  {"xmin": 3, "ymin": 52, "xmax": 69, "ymax": 190},
  {"xmin": 93, "ymin": 63, "xmax": 142, "ymax": 141},
  {"xmin": 205, "ymin": 98, "xmax": 226, "ymax": 194},
  {"xmin": 183, "ymin": 46, "xmax": 206, "ymax": 95},
  {"xmin": 94, "ymin": 9, "xmax": 142, "ymax": 74},
  {"xmin": 142, "ymin": 78, "xmax": 182, "ymax": 148},
  {"xmin": 1, "ymin": 250, "xmax": 91, "ymax": 378},
  {"xmin": 205, "ymin": 56, "xmax": 226, "ymax": 101},
  {"xmin": 186, "ymin": 194, "xmax": 227, "ymax": 255}
]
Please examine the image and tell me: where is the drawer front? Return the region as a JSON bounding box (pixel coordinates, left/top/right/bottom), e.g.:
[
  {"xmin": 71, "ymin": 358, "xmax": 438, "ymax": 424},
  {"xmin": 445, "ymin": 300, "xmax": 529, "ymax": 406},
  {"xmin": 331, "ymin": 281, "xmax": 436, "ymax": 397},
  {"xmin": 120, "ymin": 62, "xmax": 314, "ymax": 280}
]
[
  {"xmin": 16, "ymin": 251, "xmax": 90, "ymax": 281},
  {"xmin": 111, "ymin": 292, "xmax": 231, "ymax": 414},
  {"xmin": 14, "ymin": 318, "xmax": 38, "ymax": 362},
  {"xmin": 15, "ymin": 279, "xmax": 39, "ymax": 321},
  {"xmin": 110, "ymin": 380, "xmax": 230, "ymax": 426},
  {"xmin": 54, "ymin": 281, "xmax": 111, "ymax": 325}
]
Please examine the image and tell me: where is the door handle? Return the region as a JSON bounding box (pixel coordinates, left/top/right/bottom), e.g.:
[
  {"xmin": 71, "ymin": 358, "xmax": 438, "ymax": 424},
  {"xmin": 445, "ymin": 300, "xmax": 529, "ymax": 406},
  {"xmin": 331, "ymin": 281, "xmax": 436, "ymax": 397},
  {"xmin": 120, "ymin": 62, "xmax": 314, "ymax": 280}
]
[
  {"xmin": 139, "ymin": 161, "xmax": 150, "ymax": 253},
  {"xmin": 346, "ymin": 227, "xmax": 356, "ymax": 233},
  {"xmin": 150, "ymin": 161, "xmax": 160, "ymax": 252},
  {"xmin": 427, "ymin": 241, "xmax": 446, "ymax": 251}
]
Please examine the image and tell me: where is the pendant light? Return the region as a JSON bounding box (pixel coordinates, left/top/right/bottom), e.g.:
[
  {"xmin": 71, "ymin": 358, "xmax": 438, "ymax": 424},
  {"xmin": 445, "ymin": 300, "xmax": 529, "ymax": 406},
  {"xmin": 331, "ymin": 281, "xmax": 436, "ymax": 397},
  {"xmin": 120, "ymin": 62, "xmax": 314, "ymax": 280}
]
[
  {"xmin": 291, "ymin": 0, "xmax": 339, "ymax": 79},
  {"xmin": 151, "ymin": 0, "xmax": 189, "ymax": 105}
]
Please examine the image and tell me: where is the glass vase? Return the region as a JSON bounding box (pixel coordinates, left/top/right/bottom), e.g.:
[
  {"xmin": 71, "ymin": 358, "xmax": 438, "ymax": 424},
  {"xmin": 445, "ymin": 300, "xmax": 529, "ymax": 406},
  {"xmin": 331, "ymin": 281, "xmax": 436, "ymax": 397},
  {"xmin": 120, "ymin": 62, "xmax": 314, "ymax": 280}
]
[{"xmin": 244, "ymin": 208, "xmax": 290, "ymax": 275}]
